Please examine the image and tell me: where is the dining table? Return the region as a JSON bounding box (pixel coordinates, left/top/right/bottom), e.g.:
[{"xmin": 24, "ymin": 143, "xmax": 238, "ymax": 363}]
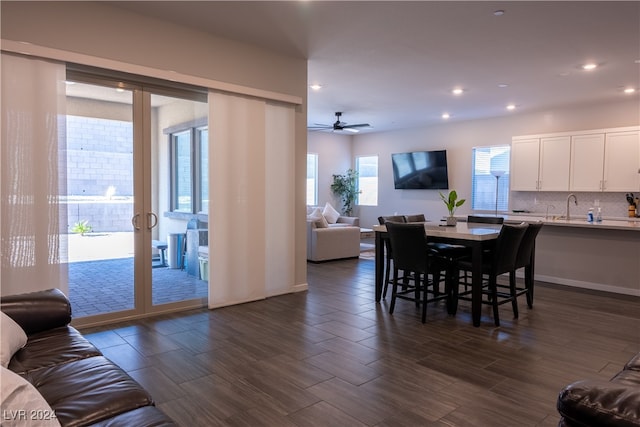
[{"xmin": 373, "ymin": 221, "xmax": 502, "ymax": 327}]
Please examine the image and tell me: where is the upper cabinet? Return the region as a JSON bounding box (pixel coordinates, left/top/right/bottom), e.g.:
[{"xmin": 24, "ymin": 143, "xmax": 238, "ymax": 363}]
[
  {"xmin": 512, "ymin": 127, "xmax": 639, "ymax": 192},
  {"xmin": 511, "ymin": 136, "xmax": 570, "ymax": 191},
  {"xmin": 511, "ymin": 138, "xmax": 540, "ymax": 191},
  {"xmin": 603, "ymin": 130, "xmax": 640, "ymax": 192},
  {"xmin": 570, "ymin": 134, "xmax": 605, "ymax": 191}
]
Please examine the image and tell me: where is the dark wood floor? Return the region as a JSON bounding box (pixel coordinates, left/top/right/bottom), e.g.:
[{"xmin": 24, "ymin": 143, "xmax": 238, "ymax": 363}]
[{"xmin": 81, "ymin": 258, "xmax": 640, "ymax": 426}]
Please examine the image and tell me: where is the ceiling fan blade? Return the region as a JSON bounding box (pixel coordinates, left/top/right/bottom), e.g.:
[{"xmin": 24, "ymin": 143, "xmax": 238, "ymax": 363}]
[
  {"xmin": 342, "ymin": 128, "xmax": 360, "ymax": 133},
  {"xmin": 343, "ymin": 123, "xmax": 371, "ymax": 128}
]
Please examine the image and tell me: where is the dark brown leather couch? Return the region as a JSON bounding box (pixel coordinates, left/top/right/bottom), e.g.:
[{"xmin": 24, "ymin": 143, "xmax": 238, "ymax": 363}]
[
  {"xmin": 1, "ymin": 288, "xmax": 176, "ymax": 427},
  {"xmin": 557, "ymin": 352, "xmax": 640, "ymax": 427}
]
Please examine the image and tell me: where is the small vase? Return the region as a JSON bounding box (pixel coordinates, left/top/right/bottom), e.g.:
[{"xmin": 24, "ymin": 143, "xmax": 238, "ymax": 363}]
[{"xmin": 446, "ymin": 216, "xmax": 457, "ymax": 226}]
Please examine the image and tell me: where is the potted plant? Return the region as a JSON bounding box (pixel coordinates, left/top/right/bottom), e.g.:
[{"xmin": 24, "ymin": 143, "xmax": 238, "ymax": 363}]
[
  {"xmin": 330, "ymin": 169, "xmax": 360, "ymax": 216},
  {"xmin": 71, "ymin": 219, "xmax": 92, "ymax": 236},
  {"xmin": 439, "ymin": 190, "xmax": 465, "ymax": 226}
]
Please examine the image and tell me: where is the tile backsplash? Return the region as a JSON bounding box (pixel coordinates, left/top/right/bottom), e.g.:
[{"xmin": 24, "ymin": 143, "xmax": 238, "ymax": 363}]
[{"xmin": 510, "ymin": 191, "xmax": 637, "ymax": 219}]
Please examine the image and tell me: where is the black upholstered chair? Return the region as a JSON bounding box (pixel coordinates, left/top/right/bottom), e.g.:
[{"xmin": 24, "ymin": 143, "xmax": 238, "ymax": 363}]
[
  {"xmin": 507, "ymin": 221, "xmax": 544, "ymax": 314},
  {"xmin": 385, "ymin": 222, "xmax": 451, "ymax": 323},
  {"xmin": 378, "ymin": 215, "xmax": 407, "ymax": 299},
  {"xmin": 455, "ymin": 222, "xmax": 528, "ymax": 326},
  {"xmin": 467, "ymin": 215, "xmax": 504, "ymax": 224},
  {"xmin": 458, "ymin": 215, "xmax": 505, "ymax": 288},
  {"xmin": 404, "ymin": 213, "xmax": 426, "ymax": 222}
]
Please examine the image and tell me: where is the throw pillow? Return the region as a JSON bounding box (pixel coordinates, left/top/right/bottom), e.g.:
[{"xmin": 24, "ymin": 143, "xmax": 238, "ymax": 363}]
[
  {"xmin": 307, "ymin": 207, "xmax": 323, "ymax": 221},
  {"xmin": 323, "ymin": 202, "xmax": 341, "ymax": 224},
  {"xmin": 1, "ymin": 366, "xmax": 61, "ymax": 426},
  {"xmin": 315, "ymin": 215, "xmax": 329, "ymax": 228},
  {"xmin": 1, "ymin": 312, "xmax": 27, "ymax": 368}
]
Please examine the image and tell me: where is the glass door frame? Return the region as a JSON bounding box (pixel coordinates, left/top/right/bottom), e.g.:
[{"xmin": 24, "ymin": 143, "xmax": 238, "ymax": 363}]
[{"xmin": 67, "ymin": 70, "xmax": 207, "ymax": 327}]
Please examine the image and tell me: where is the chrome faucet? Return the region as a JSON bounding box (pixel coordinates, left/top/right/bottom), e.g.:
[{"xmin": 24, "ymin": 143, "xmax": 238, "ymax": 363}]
[{"xmin": 566, "ymin": 194, "xmax": 578, "ymax": 221}]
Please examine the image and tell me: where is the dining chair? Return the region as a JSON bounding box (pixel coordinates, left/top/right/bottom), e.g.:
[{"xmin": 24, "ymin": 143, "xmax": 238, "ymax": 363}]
[
  {"xmin": 404, "ymin": 213, "xmax": 426, "ymax": 222},
  {"xmin": 458, "ymin": 215, "xmax": 505, "ymax": 288},
  {"xmin": 378, "ymin": 215, "xmax": 408, "ymax": 299},
  {"xmin": 467, "ymin": 215, "xmax": 504, "ymax": 224},
  {"xmin": 454, "ymin": 222, "xmax": 528, "ymax": 326},
  {"xmin": 385, "ymin": 222, "xmax": 451, "ymax": 323},
  {"xmin": 507, "ymin": 221, "xmax": 544, "ymax": 315}
]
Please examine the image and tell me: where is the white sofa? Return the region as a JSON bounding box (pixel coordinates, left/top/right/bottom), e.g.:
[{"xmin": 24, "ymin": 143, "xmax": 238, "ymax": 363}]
[
  {"xmin": 306, "ymin": 203, "xmax": 362, "ymax": 262},
  {"xmin": 306, "ymin": 216, "xmax": 361, "ymax": 262}
]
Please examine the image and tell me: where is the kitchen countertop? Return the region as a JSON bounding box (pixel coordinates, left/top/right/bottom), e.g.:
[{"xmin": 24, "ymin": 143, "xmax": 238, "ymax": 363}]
[{"xmin": 463, "ymin": 214, "xmax": 640, "ymax": 231}]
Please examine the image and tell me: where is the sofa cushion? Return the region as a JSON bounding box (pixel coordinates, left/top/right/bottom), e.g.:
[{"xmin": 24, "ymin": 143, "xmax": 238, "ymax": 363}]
[
  {"xmin": 23, "ymin": 356, "xmax": 154, "ymax": 427},
  {"xmin": 1, "ymin": 366, "xmax": 61, "ymax": 426},
  {"xmin": 9, "ymin": 326, "xmax": 101, "ymax": 375},
  {"xmin": 1, "ymin": 312, "xmax": 27, "ymax": 368},
  {"xmin": 322, "ymin": 202, "xmax": 341, "ymax": 224},
  {"xmin": 307, "ymin": 208, "xmax": 328, "ymax": 228}
]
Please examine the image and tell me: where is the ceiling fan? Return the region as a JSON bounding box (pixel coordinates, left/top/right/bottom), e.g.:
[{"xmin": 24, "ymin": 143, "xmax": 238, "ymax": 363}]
[{"xmin": 308, "ymin": 112, "xmax": 371, "ymax": 133}]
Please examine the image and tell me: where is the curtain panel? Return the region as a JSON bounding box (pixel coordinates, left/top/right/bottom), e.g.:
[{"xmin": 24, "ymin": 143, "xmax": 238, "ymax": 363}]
[
  {"xmin": 1, "ymin": 53, "xmax": 68, "ymax": 296},
  {"xmin": 208, "ymin": 91, "xmax": 296, "ymax": 308}
]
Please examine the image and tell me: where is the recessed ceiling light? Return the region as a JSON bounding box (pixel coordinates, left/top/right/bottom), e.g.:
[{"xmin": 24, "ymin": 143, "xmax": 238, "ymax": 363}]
[
  {"xmin": 624, "ymin": 87, "xmax": 636, "ymax": 94},
  {"xmin": 452, "ymin": 88, "xmax": 464, "ymax": 95},
  {"xmin": 309, "ymin": 84, "xmax": 323, "ymax": 90},
  {"xmin": 442, "ymin": 113, "xmax": 451, "ymax": 119},
  {"xmin": 506, "ymin": 104, "xmax": 516, "ymax": 111},
  {"xmin": 582, "ymin": 63, "xmax": 598, "ymax": 71},
  {"xmin": 494, "ymin": 10, "xmax": 505, "ymax": 16},
  {"xmin": 498, "ymin": 84, "xmax": 509, "ymax": 88}
]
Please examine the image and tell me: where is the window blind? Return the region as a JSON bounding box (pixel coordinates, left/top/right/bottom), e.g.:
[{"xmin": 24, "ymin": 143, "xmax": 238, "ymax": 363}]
[{"xmin": 472, "ymin": 146, "xmax": 511, "ymax": 212}]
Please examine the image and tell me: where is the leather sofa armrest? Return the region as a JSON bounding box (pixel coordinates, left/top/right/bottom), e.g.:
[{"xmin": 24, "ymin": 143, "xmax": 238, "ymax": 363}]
[
  {"xmin": 1, "ymin": 288, "xmax": 72, "ymax": 335},
  {"xmin": 337, "ymin": 216, "xmax": 360, "ymax": 227},
  {"xmin": 557, "ymin": 379, "xmax": 640, "ymax": 427}
]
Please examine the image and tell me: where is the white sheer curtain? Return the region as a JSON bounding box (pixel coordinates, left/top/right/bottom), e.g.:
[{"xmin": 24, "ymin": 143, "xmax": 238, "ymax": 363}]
[
  {"xmin": 1, "ymin": 53, "xmax": 68, "ymax": 296},
  {"xmin": 208, "ymin": 91, "xmax": 296, "ymax": 307}
]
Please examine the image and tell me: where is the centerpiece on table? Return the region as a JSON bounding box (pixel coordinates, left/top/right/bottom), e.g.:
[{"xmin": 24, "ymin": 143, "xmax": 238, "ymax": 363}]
[{"xmin": 439, "ymin": 190, "xmax": 465, "ymax": 226}]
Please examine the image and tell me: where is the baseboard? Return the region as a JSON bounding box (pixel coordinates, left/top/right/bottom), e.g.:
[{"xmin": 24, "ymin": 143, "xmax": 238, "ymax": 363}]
[{"xmin": 534, "ymin": 274, "xmax": 640, "ymax": 297}]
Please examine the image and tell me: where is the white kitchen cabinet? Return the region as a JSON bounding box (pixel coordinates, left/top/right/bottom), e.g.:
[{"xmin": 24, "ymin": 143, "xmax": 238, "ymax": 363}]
[
  {"xmin": 570, "ymin": 133, "xmax": 605, "ymax": 191},
  {"xmin": 511, "ymin": 138, "xmax": 540, "ymax": 191},
  {"xmin": 603, "ymin": 130, "xmax": 640, "ymax": 192},
  {"xmin": 511, "ymin": 136, "xmax": 570, "ymax": 191},
  {"xmin": 570, "ymin": 130, "xmax": 639, "ymax": 192},
  {"xmin": 514, "ymin": 126, "xmax": 639, "ymax": 193},
  {"xmin": 539, "ymin": 136, "xmax": 571, "ymax": 191}
]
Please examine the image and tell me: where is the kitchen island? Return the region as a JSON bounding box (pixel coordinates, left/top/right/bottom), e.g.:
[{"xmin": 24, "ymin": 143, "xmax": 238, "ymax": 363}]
[{"xmin": 486, "ymin": 215, "xmax": 640, "ymax": 296}]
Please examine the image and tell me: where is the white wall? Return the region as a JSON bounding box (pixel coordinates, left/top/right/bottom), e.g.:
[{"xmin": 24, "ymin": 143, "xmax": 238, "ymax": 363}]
[
  {"xmin": 307, "ymin": 131, "xmax": 354, "ymax": 212},
  {"xmin": 352, "ymin": 98, "xmax": 640, "ymax": 228}
]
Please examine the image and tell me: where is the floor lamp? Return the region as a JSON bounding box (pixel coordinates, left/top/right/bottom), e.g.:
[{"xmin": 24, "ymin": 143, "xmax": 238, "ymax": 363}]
[{"xmin": 491, "ymin": 170, "xmax": 505, "ymax": 216}]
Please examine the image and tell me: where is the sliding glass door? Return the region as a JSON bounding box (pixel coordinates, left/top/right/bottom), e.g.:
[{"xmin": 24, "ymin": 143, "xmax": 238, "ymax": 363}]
[{"xmin": 65, "ymin": 74, "xmax": 208, "ymax": 325}]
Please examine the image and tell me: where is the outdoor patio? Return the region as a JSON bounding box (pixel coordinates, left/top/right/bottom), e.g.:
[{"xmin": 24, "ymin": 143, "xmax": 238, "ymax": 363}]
[{"xmin": 64, "ymin": 232, "xmax": 208, "ymax": 318}]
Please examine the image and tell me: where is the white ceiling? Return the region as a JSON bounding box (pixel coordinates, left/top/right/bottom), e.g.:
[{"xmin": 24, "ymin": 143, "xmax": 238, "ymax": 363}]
[{"xmin": 111, "ymin": 1, "xmax": 640, "ymax": 133}]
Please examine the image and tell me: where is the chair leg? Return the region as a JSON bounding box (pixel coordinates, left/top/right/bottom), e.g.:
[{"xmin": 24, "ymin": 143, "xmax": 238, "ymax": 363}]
[
  {"xmin": 383, "ymin": 257, "xmax": 392, "ymax": 299},
  {"xmin": 421, "ymin": 274, "xmax": 428, "ymax": 323},
  {"xmin": 446, "ymin": 266, "xmax": 459, "ymax": 315},
  {"xmin": 509, "ymin": 271, "xmax": 519, "ymax": 318},
  {"xmin": 414, "ymin": 272, "xmax": 421, "ymax": 308},
  {"xmin": 490, "ymin": 277, "xmax": 500, "ymax": 327},
  {"xmin": 525, "ymin": 265, "xmax": 534, "ymax": 308},
  {"xmin": 389, "ymin": 267, "xmax": 398, "ymax": 314}
]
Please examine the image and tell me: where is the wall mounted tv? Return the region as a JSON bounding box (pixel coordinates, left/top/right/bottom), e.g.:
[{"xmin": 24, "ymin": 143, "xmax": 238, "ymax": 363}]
[{"xmin": 391, "ymin": 150, "xmax": 449, "ymax": 189}]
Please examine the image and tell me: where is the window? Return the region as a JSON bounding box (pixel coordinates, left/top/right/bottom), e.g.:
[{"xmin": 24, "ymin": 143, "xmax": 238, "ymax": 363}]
[
  {"xmin": 356, "ymin": 155, "xmax": 378, "ymax": 206},
  {"xmin": 169, "ymin": 120, "xmax": 208, "ymax": 213},
  {"xmin": 472, "ymin": 146, "xmax": 510, "ymax": 212},
  {"xmin": 306, "ymin": 153, "xmax": 318, "ymax": 206}
]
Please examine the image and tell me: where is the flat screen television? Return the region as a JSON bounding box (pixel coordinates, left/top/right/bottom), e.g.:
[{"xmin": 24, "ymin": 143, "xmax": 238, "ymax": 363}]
[{"xmin": 391, "ymin": 150, "xmax": 449, "ymax": 189}]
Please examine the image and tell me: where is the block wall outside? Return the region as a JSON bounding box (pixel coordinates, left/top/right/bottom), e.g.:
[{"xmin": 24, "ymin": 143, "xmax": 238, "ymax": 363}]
[{"xmin": 64, "ymin": 115, "xmax": 135, "ymax": 233}]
